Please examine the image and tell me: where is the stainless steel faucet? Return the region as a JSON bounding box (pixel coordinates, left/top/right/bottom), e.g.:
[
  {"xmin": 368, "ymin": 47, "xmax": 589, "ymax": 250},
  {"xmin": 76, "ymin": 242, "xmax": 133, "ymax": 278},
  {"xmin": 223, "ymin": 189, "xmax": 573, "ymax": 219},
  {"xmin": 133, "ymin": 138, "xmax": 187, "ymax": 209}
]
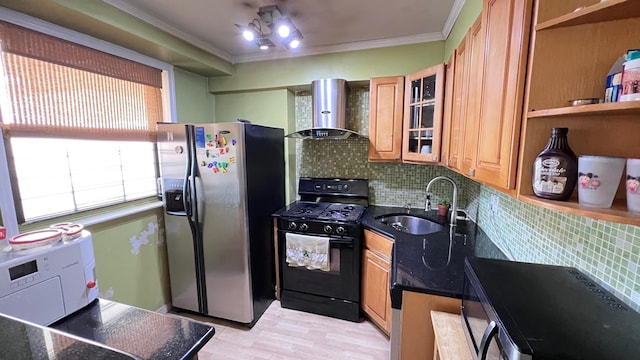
[{"xmin": 425, "ymin": 176, "xmax": 458, "ymax": 226}]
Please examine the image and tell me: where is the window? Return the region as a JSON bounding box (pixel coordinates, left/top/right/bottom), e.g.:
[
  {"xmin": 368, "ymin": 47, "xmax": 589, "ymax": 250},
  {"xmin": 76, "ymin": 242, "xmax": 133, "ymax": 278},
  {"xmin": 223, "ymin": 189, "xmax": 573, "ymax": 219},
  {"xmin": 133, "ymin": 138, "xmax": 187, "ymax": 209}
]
[{"xmin": 0, "ymin": 19, "xmax": 172, "ymax": 224}]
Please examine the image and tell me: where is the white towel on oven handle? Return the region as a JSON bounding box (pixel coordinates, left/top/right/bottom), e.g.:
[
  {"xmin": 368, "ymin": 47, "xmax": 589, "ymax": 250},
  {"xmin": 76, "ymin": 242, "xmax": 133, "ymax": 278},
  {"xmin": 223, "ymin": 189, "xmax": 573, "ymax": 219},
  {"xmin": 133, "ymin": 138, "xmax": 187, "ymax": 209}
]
[{"xmin": 285, "ymin": 233, "xmax": 330, "ymax": 271}]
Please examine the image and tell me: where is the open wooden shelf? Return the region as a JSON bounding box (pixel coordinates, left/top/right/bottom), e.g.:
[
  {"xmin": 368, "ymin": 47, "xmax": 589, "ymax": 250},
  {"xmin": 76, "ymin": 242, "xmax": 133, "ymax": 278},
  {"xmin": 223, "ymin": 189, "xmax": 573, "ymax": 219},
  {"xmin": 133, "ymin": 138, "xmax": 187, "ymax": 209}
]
[
  {"xmin": 519, "ymin": 195, "xmax": 640, "ymax": 226},
  {"xmin": 536, "ymin": 0, "xmax": 640, "ymax": 31},
  {"xmin": 528, "ymin": 101, "xmax": 640, "ymax": 118},
  {"xmin": 431, "ymin": 311, "xmax": 473, "ymax": 360}
]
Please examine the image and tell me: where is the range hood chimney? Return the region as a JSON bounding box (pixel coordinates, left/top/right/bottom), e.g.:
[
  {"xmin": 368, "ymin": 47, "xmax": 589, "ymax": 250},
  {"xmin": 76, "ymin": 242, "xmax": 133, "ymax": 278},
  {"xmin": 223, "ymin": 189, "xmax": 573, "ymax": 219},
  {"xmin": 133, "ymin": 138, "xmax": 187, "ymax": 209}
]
[{"xmin": 286, "ymin": 78, "xmax": 362, "ymax": 139}]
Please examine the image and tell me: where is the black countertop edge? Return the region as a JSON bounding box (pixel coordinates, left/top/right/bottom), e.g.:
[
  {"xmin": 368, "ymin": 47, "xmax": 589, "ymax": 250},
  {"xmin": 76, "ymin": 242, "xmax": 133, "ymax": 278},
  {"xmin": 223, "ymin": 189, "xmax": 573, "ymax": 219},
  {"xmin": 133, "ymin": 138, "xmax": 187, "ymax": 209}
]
[
  {"xmin": 361, "ymin": 205, "xmax": 508, "ymax": 309},
  {"xmin": 0, "ymin": 310, "xmax": 140, "ymax": 359},
  {"xmin": 48, "ymin": 298, "xmax": 215, "ymax": 360}
]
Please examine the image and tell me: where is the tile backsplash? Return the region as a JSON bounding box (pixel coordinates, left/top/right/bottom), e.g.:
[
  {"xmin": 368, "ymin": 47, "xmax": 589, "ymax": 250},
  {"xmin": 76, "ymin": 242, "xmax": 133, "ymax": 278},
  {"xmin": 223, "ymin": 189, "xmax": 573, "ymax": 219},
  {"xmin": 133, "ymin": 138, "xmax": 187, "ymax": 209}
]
[
  {"xmin": 294, "ymin": 89, "xmax": 475, "ymax": 212},
  {"xmin": 293, "ymin": 87, "xmax": 640, "ymax": 311}
]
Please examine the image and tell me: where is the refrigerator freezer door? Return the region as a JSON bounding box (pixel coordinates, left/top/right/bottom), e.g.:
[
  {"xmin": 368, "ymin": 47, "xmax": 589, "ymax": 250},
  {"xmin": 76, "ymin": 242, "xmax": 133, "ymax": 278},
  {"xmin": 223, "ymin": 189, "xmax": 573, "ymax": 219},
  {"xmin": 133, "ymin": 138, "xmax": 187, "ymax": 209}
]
[
  {"xmin": 195, "ymin": 123, "xmax": 254, "ymax": 323},
  {"xmin": 157, "ymin": 123, "xmax": 200, "ymax": 313}
]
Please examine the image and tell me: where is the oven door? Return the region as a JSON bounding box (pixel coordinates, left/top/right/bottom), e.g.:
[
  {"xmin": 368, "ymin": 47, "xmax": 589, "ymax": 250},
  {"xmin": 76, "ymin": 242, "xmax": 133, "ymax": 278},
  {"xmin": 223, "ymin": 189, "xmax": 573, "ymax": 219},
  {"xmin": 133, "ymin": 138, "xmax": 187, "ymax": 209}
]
[
  {"xmin": 461, "ymin": 272, "xmax": 504, "ymax": 360},
  {"xmin": 278, "ymin": 230, "xmax": 360, "ymax": 302},
  {"xmin": 461, "ymin": 263, "xmax": 528, "ymax": 360}
]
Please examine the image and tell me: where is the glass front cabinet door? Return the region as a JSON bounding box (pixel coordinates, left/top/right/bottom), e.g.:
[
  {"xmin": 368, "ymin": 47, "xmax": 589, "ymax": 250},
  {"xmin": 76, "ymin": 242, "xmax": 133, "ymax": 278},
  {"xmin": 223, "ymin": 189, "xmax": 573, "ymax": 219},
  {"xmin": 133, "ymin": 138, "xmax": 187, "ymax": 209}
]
[{"xmin": 402, "ymin": 64, "xmax": 445, "ymax": 163}]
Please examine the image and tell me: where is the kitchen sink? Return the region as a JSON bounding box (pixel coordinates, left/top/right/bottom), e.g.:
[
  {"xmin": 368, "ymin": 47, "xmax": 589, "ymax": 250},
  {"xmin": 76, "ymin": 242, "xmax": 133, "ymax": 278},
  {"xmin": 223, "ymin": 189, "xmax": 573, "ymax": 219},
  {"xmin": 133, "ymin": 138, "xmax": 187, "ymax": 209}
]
[{"xmin": 376, "ymin": 215, "xmax": 445, "ymax": 235}]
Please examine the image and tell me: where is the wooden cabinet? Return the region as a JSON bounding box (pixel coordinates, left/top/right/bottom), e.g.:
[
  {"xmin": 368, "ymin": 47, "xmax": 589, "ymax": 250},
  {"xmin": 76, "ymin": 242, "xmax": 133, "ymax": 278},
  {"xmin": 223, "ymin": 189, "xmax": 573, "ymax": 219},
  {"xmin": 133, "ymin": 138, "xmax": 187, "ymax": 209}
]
[
  {"xmin": 402, "ymin": 64, "xmax": 445, "ymax": 163},
  {"xmin": 368, "ymin": 76, "xmax": 405, "ymax": 162},
  {"xmin": 460, "ymin": 17, "xmax": 485, "ymax": 178},
  {"xmin": 398, "ymin": 291, "xmax": 460, "ymax": 360},
  {"xmin": 443, "ymin": 0, "xmax": 533, "ymax": 191},
  {"xmin": 445, "ymin": 37, "xmax": 468, "ymax": 172},
  {"xmin": 516, "ymin": 0, "xmax": 640, "ymax": 226},
  {"xmin": 444, "ymin": 17, "xmax": 483, "ymax": 174},
  {"xmin": 362, "ymin": 229, "xmax": 393, "ymax": 334},
  {"xmin": 469, "ymin": 0, "xmax": 533, "ymax": 189},
  {"xmin": 440, "ymin": 54, "xmax": 456, "ymax": 168}
]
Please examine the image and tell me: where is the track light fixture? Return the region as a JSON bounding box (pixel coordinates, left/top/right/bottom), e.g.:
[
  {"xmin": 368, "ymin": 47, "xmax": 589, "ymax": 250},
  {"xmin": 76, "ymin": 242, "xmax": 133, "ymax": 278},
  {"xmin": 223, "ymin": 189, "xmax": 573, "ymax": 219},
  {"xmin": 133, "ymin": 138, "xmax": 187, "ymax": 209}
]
[{"xmin": 235, "ymin": 5, "xmax": 303, "ymax": 51}]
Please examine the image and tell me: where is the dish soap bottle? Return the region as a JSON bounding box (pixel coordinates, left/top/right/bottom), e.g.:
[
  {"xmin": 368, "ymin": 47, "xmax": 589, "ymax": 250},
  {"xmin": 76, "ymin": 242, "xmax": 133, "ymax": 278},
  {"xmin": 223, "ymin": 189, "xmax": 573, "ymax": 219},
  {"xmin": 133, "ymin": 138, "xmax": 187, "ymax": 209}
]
[{"xmin": 532, "ymin": 127, "xmax": 577, "ymax": 201}]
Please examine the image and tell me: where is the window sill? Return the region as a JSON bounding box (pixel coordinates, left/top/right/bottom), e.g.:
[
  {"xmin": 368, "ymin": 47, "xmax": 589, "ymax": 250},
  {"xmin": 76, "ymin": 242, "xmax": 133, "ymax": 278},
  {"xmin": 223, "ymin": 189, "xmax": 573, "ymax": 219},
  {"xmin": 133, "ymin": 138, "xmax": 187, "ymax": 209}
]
[
  {"xmin": 19, "ymin": 199, "xmax": 164, "ymax": 233},
  {"xmin": 75, "ymin": 200, "xmax": 164, "ymax": 227}
]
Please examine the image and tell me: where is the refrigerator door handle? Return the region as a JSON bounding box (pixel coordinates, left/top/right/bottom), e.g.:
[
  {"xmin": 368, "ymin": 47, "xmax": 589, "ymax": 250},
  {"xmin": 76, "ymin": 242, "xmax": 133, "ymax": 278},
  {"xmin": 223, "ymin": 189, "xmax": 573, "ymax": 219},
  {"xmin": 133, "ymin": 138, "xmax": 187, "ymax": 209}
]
[
  {"xmin": 186, "ymin": 124, "xmax": 208, "ymax": 314},
  {"xmin": 188, "ymin": 128, "xmax": 199, "ymax": 225},
  {"xmin": 183, "ymin": 125, "xmax": 193, "ymax": 219},
  {"xmin": 188, "ymin": 174, "xmax": 199, "ymax": 223}
]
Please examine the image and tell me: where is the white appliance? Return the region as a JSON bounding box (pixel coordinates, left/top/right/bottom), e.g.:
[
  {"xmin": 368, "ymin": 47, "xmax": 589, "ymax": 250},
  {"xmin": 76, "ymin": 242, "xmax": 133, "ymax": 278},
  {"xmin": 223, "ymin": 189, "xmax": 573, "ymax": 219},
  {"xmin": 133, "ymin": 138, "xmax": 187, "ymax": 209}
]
[{"xmin": 0, "ymin": 231, "xmax": 98, "ymax": 325}]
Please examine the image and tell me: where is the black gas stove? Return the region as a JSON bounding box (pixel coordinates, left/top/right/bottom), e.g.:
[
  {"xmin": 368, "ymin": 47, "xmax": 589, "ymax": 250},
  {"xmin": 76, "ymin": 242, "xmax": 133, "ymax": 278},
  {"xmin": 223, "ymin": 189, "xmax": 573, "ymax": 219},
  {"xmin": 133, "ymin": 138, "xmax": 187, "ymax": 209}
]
[
  {"xmin": 278, "ymin": 201, "xmax": 366, "ymax": 237},
  {"xmin": 278, "ymin": 177, "xmax": 369, "ymax": 238},
  {"xmin": 275, "ymin": 178, "xmax": 369, "ymax": 322}
]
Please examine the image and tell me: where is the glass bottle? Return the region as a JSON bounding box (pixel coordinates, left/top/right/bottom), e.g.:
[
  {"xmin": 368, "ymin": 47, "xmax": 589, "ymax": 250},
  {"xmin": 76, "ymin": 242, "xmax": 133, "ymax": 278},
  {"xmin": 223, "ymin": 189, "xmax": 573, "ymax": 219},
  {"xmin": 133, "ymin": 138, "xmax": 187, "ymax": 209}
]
[{"xmin": 532, "ymin": 127, "xmax": 577, "ymax": 201}]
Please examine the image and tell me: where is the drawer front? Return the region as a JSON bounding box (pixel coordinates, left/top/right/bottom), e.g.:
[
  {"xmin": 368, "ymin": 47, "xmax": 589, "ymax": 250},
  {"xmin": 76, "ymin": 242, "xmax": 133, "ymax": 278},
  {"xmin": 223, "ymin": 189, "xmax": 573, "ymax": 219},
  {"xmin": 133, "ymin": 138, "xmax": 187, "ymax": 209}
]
[{"xmin": 364, "ymin": 230, "xmax": 393, "ymax": 259}]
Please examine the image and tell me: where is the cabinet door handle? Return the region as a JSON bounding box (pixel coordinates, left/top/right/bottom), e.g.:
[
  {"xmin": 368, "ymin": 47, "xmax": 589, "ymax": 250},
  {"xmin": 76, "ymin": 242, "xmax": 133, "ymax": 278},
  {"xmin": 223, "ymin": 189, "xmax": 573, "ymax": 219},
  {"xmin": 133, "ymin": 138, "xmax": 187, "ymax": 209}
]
[{"xmin": 469, "ymin": 168, "xmax": 475, "ymax": 177}]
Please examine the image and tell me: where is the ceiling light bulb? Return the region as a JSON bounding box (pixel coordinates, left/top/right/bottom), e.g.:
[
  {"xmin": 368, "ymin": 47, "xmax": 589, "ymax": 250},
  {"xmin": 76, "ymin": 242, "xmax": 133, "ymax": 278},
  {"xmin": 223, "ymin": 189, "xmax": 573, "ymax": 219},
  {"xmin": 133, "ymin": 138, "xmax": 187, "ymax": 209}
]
[
  {"xmin": 278, "ymin": 24, "xmax": 290, "ymax": 38},
  {"xmin": 243, "ymin": 29, "xmax": 255, "ymax": 41},
  {"xmin": 289, "ymin": 39, "xmax": 300, "ymax": 49},
  {"xmin": 260, "ymin": 44, "xmax": 269, "ymax": 50}
]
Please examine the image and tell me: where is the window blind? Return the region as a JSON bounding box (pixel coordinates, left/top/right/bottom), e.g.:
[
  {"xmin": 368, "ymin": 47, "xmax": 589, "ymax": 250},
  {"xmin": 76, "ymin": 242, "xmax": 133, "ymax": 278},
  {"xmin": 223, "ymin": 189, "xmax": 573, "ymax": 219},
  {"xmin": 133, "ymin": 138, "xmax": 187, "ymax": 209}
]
[
  {"xmin": 0, "ymin": 20, "xmax": 165, "ymax": 223},
  {"xmin": 0, "ymin": 20, "xmax": 163, "ymax": 141}
]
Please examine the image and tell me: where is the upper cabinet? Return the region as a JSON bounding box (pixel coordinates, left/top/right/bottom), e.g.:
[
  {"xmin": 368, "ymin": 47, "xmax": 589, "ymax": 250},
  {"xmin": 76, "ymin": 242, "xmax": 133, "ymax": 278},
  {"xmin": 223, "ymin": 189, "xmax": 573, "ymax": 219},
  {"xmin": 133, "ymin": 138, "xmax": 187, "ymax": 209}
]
[
  {"xmin": 368, "ymin": 64, "xmax": 445, "ymax": 164},
  {"xmin": 440, "ymin": 54, "xmax": 456, "ymax": 169},
  {"xmin": 516, "ymin": 0, "xmax": 640, "ymax": 226},
  {"xmin": 473, "ymin": 0, "xmax": 533, "ymax": 189},
  {"xmin": 402, "ymin": 64, "xmax": 445, "ymax": 164},
  {"xmin": 444, "ymin": 37, "xmax": 467, "ymax": 172},
  {"xmin": 369, "ymin": 76, "xmax": 405, "ymax": 162},
  {"xmin": 460, "ymin": 17, "xmax": 485, "ymax": 179},
  {"xmin": 443, "ymin": 0, "xmax": 533, "ymax": 190}
]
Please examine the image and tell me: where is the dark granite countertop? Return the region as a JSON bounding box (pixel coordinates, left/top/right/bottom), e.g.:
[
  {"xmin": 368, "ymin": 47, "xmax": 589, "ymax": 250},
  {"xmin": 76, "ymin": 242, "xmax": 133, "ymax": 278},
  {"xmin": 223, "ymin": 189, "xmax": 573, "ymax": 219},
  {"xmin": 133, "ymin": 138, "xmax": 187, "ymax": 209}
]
[
  {"xmin": 0, "ymin": 298, "xmax": 215, "ymax": 360},
  {"xmin": 361, "ymin": 205, "xmax": 508, "ymax": 309},
  {"xmin": 52, "ymin": 298, "xmax": 215, "ymax": 359}
]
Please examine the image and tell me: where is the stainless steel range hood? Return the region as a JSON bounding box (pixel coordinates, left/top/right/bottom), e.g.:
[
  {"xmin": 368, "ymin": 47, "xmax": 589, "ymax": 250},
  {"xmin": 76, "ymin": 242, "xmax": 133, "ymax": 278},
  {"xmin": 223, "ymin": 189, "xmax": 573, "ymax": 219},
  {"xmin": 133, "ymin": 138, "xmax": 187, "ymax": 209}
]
[{"xmin": 286, "ymin": 78, "xmax": 362, "ymax": 139}]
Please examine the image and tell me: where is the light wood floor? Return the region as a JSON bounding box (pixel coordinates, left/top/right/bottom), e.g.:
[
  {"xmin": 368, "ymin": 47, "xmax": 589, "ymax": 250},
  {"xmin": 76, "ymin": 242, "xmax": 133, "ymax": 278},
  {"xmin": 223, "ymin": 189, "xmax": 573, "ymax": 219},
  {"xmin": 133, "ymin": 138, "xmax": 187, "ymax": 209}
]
[{"xmin": 174, "ymin": 301, "xmax": 390, "ymax": 360}]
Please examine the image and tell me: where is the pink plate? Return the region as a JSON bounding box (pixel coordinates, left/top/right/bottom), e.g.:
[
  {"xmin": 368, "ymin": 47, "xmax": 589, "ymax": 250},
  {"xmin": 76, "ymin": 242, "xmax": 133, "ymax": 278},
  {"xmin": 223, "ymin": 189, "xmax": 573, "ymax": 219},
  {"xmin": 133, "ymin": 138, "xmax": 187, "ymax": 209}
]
[
  {"xmin": 10, "ymin": 229, "xmax": 63, "ymax": 251},
  {"xmin": 50, "ymin": 223, "xmax": 84, "ymax": 240}
]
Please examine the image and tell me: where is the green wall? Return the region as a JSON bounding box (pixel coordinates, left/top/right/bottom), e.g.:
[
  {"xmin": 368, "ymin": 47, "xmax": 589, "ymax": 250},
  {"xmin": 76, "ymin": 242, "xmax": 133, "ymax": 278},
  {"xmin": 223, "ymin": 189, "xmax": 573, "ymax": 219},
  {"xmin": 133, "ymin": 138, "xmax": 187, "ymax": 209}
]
[
  {"xmin": 214, "ymin": 89, "xmax": 297, "ymax": 202},
  {"xmin": 174, "ymin": 68, "xmax": 215, "ymax": 124},
  {"xmin": 208, "ymin": 42, "xmax": 446, "ymax": 93},
  {"xmin": 444, "ymin": 0, "xmax": 482, "ymax": 60},
  {"xmin": 89, "ymin": 209, "xmax": 170, "ymax": 311}
]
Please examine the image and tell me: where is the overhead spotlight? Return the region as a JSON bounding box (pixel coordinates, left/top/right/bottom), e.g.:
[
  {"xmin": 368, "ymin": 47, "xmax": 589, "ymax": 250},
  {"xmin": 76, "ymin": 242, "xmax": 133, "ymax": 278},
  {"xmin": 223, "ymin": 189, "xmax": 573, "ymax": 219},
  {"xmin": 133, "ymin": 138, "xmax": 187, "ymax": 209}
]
[
  {"xmin": 275, "ymin": 17, "xmax": 292, "ymax": 38},
  {"xmin": 287, "ymin": 30, "xmax": 303, "ymax": 49},
  {"xmin": 236, "ymin": 5, "xmax": 303, "ymax": 51},
  {"xmin": 243, "ymin": 29, "xmax": 255, "ymax": 41},
  {"xmin": 235, "ymin": 20, "xmax": 262, "ymax": 43},
  {"xmin": 257, "ymin": 38, "xmax": 276, "ymax": 50}
]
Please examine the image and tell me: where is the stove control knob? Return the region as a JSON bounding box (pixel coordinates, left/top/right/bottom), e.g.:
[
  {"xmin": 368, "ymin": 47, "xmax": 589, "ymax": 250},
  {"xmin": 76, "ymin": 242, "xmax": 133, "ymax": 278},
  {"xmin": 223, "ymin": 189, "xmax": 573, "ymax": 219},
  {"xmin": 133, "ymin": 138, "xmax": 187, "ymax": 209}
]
[
  {"xmin": 336, "ymin": 226, "xmax": 346, "ymax": 236},
  {"xmin": 323, "ymin": 225, "xmax": 333, "ymax": 234},
  {"xmin": 288, "ymin": 222, "xmax": 297, "ymax": 230},
  {"xmin": 299, "ymin": 223, "xmax": 309, "ymax": 231}
]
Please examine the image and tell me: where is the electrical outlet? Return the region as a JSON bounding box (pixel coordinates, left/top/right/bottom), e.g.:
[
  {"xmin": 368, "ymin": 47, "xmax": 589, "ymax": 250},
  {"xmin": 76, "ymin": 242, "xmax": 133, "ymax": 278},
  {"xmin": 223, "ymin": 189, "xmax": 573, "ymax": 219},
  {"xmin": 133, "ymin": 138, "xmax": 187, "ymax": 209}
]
[{"xmin": 490, "ymin": 194, "xmax": 500, "ymax": 213}]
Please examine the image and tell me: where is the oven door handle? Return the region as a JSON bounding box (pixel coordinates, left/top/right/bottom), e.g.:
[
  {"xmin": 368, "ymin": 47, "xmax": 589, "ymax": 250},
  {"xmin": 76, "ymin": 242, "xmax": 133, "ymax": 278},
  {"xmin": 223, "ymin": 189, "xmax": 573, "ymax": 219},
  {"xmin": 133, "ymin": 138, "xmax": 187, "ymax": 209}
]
[
  {"xmin": 477, "ymin": 320, "xmax": 498, "ymax": 360},
  {"xmin": 329, "ymin": 239, "xmax": 354, "ymax": 246}
]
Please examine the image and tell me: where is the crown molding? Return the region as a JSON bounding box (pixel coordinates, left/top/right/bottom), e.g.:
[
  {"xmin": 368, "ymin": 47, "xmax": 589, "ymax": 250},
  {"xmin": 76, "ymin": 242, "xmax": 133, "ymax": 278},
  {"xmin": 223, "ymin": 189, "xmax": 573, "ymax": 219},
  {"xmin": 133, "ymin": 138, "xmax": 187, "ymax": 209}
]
[
  {"xmin": 442, "ymin": 0, "xmax": 466, "ymax": 39},
  {"xmin": 233, "ymin": 32, "xmax": 445, "ymax": 64},
  {"xmin": 104, "ymin": 0, "xmax": 234, "ymax": 63}
]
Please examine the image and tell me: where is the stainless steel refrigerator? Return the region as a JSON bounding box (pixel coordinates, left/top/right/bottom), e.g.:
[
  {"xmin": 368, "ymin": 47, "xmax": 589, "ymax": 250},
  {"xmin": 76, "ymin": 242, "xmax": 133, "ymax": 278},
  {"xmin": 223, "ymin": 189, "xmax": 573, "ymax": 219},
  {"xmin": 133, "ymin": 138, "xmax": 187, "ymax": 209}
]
[{"xmin": 156, "ymin": 121, "xmax": 284, "ymax": 326}]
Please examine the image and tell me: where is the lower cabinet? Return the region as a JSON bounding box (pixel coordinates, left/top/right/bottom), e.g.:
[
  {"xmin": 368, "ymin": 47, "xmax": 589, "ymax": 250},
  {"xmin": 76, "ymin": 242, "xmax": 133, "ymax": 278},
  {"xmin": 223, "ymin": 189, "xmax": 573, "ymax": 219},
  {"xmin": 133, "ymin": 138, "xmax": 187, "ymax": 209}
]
[
  {"xmin": 362, "ymin": 230, "xmax": 393, "ymax": 334},
  {"xmin": 399, "ymin": 291, "xmax": 460, "ymax": 360}
]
